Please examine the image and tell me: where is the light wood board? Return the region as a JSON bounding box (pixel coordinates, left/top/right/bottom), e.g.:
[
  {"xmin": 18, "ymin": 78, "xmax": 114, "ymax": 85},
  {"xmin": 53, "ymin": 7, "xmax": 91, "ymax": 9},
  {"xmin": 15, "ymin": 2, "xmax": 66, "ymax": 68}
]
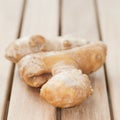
[
  {"xmin": 7, "ymin": 0, "xmax": 59, "ymax": 120},
  {"xmin": 97, "ymin": 0, "xmax": 120, "ymax": 119},
  {"xmin": 61, "ymin": 0, "xmax": 111, "ymax": 119},
  {"xmin": 0, "ymin": 0, "xmax": 24, "ymax": 119}
]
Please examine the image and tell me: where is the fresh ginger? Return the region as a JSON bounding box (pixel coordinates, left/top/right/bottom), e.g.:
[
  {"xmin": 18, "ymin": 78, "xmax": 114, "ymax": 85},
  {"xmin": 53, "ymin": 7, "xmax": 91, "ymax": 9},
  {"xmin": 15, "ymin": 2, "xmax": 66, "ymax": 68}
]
[{"xmin": 5, "ymin": 34, "xmax": 107, "ymax": 108}]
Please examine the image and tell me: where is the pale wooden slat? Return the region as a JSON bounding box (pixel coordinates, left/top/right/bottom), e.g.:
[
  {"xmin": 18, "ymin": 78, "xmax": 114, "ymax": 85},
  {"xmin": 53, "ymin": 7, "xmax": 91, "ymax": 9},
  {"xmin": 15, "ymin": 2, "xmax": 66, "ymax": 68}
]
[
  {"xmin": 96, "ymin": 0, "xmax": 120, "ymax": 119},
  {"xmin": 61, "ymin": 0, "xmax": 111, "ymax": 119},
  {"xmin": 0, "ymin": 0, "xmax": 24, "ymax": 119},
  {"xmin": 7, "ymin": 0, "xmax": 59, "ymax": 120},
  {"xmin": 21, "ymin": 0, "xmax": 59, "ymax": 36}
]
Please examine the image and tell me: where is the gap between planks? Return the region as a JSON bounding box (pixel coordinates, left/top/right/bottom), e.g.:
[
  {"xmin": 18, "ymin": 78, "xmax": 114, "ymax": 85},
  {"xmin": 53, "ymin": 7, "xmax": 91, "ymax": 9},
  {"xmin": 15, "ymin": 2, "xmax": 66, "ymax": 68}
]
[
  {"xmin": 7, "ymin": 0, "xmax": 59, "ymax": 120},
  {"xmin": 93, "ymin": 0, "xmax": 114, "ymax": 119},
  {"xmin": 0, "ymin": 0, "xmax": 25, "ymax": 119},
  {"xmin": 56, "ymin": 0, "xmax": 62, "ymax": 119},
  {"xmin": 61, "ymin": 0, "xmax": 111, "ymax": 120},
  {"xmin": 3, "ymin": 65, "xmax": 15, "ymax": 120},
  {"xmin": 4, "ymin": 0, "xmax": 27, "ymax": 120}
]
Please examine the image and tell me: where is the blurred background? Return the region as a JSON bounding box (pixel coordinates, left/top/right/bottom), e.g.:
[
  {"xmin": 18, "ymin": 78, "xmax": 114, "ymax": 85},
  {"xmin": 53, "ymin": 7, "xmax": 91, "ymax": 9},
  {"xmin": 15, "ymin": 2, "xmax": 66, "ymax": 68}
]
[{"xmin": 0, "ymin": 0, "xmax": 119, "ymax": 120}]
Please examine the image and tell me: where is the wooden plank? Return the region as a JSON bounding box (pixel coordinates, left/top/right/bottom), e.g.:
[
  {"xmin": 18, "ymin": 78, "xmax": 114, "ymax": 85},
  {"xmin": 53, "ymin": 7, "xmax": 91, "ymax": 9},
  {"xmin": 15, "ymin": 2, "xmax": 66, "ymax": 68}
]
[
  {"xmin": 7, "ymin": 0, "xmax": 59, "ymax": 120},
  {"xmin": 96, "ymin": 0, "xmax": 120, "ymax": 119},
  {"xmin": 0, "ymin": 0, "xmax": 24, "ymax": 119},
  {"xmin": 61, "ymin": 0, "xmax": 111, "ymax": 120}
]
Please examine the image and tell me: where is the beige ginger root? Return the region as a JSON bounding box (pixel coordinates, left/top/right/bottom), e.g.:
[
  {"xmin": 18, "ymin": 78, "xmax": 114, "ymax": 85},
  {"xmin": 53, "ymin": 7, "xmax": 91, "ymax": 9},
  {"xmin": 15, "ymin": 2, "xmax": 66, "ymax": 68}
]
[
  {"xmin": 40, "ymin": 63, "xmax": 93, "ymax": 108},
  {"xmin": 5, "ymin": 35, "xmax": 88, "ymax": 63},
  {"xmin": 18, "ymin": 42, "xmax": 106, "ymax": 108},
  {"xmin": 5, "ymin": 34, "xmax": 107, "ymax": 108},
  {"xmin": 18, "ymin": 42, "xmax": 106, "ymax": 88}
]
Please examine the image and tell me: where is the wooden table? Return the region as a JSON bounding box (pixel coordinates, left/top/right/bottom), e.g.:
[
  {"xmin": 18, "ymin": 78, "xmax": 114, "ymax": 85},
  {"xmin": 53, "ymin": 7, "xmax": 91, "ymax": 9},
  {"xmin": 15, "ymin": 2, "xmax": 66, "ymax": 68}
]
[{"xmin": 0, "ymin": 0, "xmax": 119, "ymax": 120}]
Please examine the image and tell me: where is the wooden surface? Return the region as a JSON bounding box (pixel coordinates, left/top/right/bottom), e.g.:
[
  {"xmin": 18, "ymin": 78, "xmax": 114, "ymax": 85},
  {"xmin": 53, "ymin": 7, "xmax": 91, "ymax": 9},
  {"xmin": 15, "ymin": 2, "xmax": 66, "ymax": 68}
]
[
  {"xmin": 0, "ymin": 0, "xmax": 119, "ymax": 120},
  {"xmin": 7, "ymin": 0, "xmax": 58, "ymax": 120},
  {"xmin": 97, "ymin": 0, "xmax": 120, "ymax": 120},
  {"xmin": 61, "ymin": 0, "xmax": 110, "ymax": 120},
  {"xmin": 0, "ymin": 0, "xmax": 24, "ymax": 119}
]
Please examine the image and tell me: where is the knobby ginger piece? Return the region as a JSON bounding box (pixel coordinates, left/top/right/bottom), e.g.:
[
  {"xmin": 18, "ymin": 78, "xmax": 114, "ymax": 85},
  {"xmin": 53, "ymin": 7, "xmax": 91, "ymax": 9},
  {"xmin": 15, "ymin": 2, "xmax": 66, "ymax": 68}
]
[
  {"xmin": 18, "ymin": 42, "xmax": 107, "ymax": 87},
  {"xmin": 5, "ymin": 35, "xmax": 88, "ymax": 63}
]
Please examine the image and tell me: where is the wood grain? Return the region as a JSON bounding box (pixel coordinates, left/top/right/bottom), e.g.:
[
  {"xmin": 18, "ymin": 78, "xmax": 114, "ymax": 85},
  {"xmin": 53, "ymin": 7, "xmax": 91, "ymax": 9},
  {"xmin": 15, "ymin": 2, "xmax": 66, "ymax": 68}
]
[
  {"xmin": 7, "ymin": 0, "xmax": 59, "ymax": 120},
  {"xmin": 0, "ymin": 0, "xmax": 24, "ymax": 119},
  {"xmin": 61, "ymin": 0, "xmax": 111, "ymax": 119},
  {"xmin": 96, "ymin": 0, "xmax": 120, "ymax": 119}
]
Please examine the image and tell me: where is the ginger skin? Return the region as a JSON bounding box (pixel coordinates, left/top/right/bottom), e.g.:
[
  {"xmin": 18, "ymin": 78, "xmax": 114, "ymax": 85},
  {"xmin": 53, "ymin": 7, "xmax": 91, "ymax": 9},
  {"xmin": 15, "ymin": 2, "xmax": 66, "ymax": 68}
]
[
  {"xmin": 40, "ymin": 63, "xmax": 93, "ymax": 108},
  {"xmin": 5, "ymin": 34, "xmax": 107, "ymax": 108},
  {"xmin": 5, "ymin": 35, "xmax": 88, "ymax": 63},
  {"xmin": 18, "ymin": 42, "xmax": 106, "ymax": 88},
  {"xmin": 5, "ymin": 35, "xmax": 45, "ymax": 63}
]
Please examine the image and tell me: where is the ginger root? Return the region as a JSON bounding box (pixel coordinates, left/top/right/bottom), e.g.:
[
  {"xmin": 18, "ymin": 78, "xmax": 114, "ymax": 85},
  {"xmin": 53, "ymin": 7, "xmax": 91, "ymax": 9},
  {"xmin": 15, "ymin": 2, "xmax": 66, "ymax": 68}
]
[
  {"xmin": 5, "ymin": 34, "xmax": 107, "ymax": 108},
  {"xmin": 5, "ymin": 35, "xmax": 88, "ymax": 63},
  {"xmin": 18, "ymin": 42, "xmax": 106, "ymax": 87},
  {"xmin": 18, "ymin": 41, "xmax": 106, "ymax": 107},
  {"xmin": 40, "ymin": 63, "xmax": 93, "ymax": 108}
]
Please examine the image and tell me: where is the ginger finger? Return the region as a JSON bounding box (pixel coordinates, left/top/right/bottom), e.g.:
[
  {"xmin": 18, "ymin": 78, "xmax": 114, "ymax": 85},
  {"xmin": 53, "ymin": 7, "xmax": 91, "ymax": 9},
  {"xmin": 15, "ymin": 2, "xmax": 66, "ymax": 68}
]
[
  {"xmin": 18, "ymin": 52, "xmax": 51, "ymax": 87},
  {"xmin": 40, "ymin": 63, "xmax": 93, "ymax": 108},
  {"xmin": 19, "ymin": 71, "xmax": 51, "ymax": 87},
  {"xmin": 5, "ymin": 35, "xmax": 45, "ymax": 63},
  {"xmin": 18, "ymin": 42, "xmax": 107, "ymax": 87},
  {"xmin": 5, "ymin": 35, "xmax": 88, "ymax": 63}
]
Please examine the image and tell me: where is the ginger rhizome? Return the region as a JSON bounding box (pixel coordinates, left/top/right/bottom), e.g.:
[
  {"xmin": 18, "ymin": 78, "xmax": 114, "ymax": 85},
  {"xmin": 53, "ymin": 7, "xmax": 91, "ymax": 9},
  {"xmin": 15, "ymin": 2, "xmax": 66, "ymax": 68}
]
[{"xmin": 5, "ymin": 35, "xmax": 107, "ymax": 108}]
